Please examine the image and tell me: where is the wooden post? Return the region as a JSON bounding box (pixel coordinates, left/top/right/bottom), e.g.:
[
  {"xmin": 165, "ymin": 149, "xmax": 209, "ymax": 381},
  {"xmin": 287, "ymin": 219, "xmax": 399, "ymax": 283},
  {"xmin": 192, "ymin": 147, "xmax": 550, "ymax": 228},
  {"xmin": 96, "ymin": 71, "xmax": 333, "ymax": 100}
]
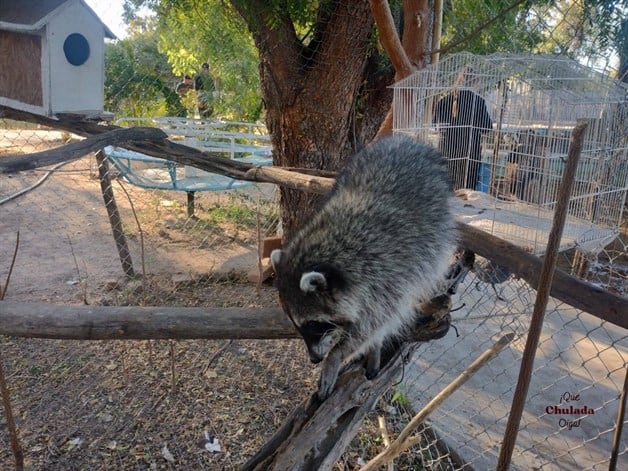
[
  {"xmin": 187, "ymin": 191, "xmax": 195, "ymax": 217},
  {"xmin": 95, "ymin": 150, "xmax": 135, "ymax": 278},
  {"xmin": 609, "ymin": 367, "xmax": 627, "ymax": 471},
  {"xmin": 496, "ymin": 119, "xmax": 589, "ymax": 470}
]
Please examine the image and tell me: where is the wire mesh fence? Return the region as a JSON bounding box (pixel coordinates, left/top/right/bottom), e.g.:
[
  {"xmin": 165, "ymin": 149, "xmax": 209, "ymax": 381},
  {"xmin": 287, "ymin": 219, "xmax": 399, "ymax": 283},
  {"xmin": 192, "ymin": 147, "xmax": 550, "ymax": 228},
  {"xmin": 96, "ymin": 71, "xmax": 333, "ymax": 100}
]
[
  {"xmin": 0, "ymin": 126, "xmax": 279, "ymax": 303},
  {"xmin": 402, "ymin": 274, "xmax": 626, "ymax": 470},
  {"xmin": 1, "ymin": 0, "xmax": 627, "ymax": 468},
  {"xmin": 1, "ymin": 120, "xmax": 626, "ymax": 469}
]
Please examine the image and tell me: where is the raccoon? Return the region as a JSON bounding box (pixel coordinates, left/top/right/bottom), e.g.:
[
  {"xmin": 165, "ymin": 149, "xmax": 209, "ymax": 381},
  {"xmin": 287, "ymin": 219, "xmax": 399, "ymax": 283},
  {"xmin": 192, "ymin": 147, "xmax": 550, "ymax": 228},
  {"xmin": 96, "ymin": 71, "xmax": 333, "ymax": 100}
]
[{"xmin": 270, "ymin": 135, "xmax": 457, "ymax": 399}]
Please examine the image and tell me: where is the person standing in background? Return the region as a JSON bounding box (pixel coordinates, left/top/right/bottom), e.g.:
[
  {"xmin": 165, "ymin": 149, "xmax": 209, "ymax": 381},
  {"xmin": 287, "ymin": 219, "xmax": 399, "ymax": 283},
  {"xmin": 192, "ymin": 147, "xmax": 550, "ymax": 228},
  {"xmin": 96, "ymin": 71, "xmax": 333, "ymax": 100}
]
[
  {"xmin": 175, "ymin": 75, "xmax": 194, "ymax": 97},
  {"xmin": 433, "ymin": 67, "xmax": 493, "ymax": 190},
  {"xmin": 194, "ymin": 62, "xmax": 216, "ymax": 118}
]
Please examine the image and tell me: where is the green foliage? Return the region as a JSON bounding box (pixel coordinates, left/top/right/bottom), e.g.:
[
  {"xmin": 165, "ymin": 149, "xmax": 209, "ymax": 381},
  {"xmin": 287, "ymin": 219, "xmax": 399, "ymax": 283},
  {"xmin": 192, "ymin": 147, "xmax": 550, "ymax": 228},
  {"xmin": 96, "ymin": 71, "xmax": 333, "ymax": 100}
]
[
  {"xmin": 442, "ymin": 0, "xmax": 543, "ymax": 54},
  {"xmin": 390, "ymin": 389, "xmax": 412, "ymax": 409},
  {"xmin": 104, "ymin": 26, "xmax": 186, "ymax": 117},
  {"xmin": 193, "ymin": 203, "xmax": 258, "ymax": 230},
  {"xmin": 149, "ymin": 0, "xmax": 263, "ymax": 121},
  {"xmin": 117, "ymin": 0, "xmax": 624, "ymax": 121},
  {"xmin": 441, "ymin": 0, "xmax": 625, "ymax": 68},
  {"xmin": 530, "ymin": 0, "xmax": 626, "ymax": 66}
]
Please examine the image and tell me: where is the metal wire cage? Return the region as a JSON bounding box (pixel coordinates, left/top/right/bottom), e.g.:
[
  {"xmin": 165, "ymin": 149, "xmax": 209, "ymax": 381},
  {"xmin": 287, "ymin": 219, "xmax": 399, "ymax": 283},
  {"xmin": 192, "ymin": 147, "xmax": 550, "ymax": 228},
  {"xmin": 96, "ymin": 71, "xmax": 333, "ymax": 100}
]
[{"xmin": 393, "ymin": 53, "xmax": 628, "ymax": 255}]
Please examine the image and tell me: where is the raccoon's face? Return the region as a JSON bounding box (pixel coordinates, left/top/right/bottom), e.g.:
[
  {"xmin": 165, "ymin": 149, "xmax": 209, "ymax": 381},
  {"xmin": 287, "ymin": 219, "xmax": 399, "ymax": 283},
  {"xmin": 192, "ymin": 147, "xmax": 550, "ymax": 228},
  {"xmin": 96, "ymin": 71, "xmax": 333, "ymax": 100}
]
[
  {"xmin": 271, "ymin": 249, "xmax": 351, "ymax": 363},
  {"xmin": 298, "ymin": 320, "xmax": 344, "ymax": 363}
]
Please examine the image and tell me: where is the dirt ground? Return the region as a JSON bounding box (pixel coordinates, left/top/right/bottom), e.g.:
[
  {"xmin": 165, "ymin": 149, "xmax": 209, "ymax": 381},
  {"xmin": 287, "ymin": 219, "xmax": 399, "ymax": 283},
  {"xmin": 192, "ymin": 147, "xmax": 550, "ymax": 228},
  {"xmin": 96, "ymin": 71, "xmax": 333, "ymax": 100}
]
[
  {"xmin": 0, "ymin": 131, "xmax": 432, "ymax": 470},
  {"xmin": 0, "ymin": 131, "xmax": 316, "ymax": 469},
  {"xmin": 1, "ymin": 129, "xmax": 626, "ymax": 470}
]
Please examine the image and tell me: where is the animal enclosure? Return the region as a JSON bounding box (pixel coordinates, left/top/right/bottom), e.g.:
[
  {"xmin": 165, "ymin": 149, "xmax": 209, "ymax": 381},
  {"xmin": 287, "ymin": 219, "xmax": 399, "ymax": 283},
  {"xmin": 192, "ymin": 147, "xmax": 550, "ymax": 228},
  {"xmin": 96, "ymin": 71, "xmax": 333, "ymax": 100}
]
[
  {"xmin": 393, "ymin": 53, "xmax": 628, "ymax": 255},
  {"xmin": 1, "ymin": 116, "xmax": 626, "ymax": 469}
]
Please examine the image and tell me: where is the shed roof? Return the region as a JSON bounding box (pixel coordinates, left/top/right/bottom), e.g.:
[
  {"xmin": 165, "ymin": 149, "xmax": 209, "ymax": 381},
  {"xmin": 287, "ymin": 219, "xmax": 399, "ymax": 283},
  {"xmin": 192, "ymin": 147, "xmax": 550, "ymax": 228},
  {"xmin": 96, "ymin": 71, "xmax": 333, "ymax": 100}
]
[{"xmin": 0, "ymin": 0, "xmax": 115, "ymax": 39}]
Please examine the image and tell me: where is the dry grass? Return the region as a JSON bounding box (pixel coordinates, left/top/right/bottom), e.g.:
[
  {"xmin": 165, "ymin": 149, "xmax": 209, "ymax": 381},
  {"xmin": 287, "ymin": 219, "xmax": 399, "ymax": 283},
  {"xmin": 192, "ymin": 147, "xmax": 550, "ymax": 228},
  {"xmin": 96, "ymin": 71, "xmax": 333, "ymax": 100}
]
[
  {"xmin": 0, "ymin": 275, "xmax": 457, "ymax": 470},
  {"xmin": 0, "ymin": 276, "xmax": 318, "ymax": 470}
]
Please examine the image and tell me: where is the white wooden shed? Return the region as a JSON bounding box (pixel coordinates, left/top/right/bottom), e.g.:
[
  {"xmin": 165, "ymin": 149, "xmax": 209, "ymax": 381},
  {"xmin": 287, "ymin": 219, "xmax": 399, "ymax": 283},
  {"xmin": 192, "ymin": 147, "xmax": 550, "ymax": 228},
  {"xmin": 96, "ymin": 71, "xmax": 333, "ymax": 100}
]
[{"xmin": 0, "ymin": 0, "xmax": 115, "ymax": 117}]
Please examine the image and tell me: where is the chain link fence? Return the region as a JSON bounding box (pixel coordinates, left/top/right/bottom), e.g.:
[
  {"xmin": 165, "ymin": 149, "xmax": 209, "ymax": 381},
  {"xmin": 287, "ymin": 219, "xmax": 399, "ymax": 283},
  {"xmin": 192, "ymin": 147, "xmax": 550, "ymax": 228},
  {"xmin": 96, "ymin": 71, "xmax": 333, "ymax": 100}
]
[
  {"xmin": 1, "ymin": 117, "xmax": 625, "ymax": 471},
  {"xmin": 1, "ymin": 1, "xmax": 627, "ymax": 469},
  {"xmin": 0, "ymin": 122, "xmax": 306, "ymax": 469}
]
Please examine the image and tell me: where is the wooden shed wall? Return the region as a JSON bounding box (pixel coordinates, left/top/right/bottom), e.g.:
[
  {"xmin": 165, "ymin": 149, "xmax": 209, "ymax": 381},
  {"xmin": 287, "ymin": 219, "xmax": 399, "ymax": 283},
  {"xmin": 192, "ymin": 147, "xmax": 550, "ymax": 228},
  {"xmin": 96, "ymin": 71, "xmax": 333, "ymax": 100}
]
[{"xmin": 0, "ymin": 30, "xmax": 43, "ymax": 106}]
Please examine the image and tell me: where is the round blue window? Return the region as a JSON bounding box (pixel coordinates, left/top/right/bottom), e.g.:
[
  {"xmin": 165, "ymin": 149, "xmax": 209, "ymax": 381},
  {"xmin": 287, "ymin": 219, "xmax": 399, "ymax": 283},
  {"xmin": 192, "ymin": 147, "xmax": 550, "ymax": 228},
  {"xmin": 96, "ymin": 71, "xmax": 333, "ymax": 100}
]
[{"xmin": 63, "ymin": 33, "xmax": 90, "ymax": 66}]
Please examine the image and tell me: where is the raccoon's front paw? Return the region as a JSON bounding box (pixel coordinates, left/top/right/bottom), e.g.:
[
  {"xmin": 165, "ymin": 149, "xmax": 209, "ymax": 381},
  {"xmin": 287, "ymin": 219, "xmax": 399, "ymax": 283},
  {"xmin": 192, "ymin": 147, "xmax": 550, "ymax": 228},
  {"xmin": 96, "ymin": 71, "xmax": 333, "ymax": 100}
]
[
  {"xmin": 364, "ymin": 346, "xmax": 382, "ymax": 380},
  {"xmin": 317, "ymin": 374, "xmax": 336, "ymax": 400},
  {"xmin": 317, "ymin": 350, "xmax": 342, "ymax": 400}
]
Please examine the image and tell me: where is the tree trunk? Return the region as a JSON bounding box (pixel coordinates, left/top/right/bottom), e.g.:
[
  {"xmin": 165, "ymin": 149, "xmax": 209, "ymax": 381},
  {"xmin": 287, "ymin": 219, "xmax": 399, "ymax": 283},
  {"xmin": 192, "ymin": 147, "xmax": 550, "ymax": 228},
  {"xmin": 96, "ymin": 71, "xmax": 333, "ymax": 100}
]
[{"xmin": 232, "ymin": 0, "xmax": 378, "ymax": 237}]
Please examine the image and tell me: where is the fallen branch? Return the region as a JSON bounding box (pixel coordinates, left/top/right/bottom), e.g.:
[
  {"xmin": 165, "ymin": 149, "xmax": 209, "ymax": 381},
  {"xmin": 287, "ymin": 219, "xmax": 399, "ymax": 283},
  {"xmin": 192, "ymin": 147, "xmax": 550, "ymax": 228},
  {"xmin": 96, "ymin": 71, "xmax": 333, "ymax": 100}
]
[
  {"xmin": 1, "ymin": 232, "xmax": 19, "ymax": 300},
  {"xmin": 360, "ymin": 333, "xmax": 515, "ymax": 471},
  {"xmin": 0, "ymin": 301, "xmax": 295, "ymax": 340},
  {"xmin": 0, "ymin": 127, "xmax": 166, "ymax": 173}
]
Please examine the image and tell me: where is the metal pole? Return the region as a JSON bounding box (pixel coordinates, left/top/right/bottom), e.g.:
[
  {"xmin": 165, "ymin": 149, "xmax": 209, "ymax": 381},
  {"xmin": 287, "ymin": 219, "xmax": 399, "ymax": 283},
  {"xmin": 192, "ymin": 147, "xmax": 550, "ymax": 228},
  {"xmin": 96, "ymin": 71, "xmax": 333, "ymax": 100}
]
[{"xmin": 496, "ymin": 119, "xmax": 589, "ymax": 469}]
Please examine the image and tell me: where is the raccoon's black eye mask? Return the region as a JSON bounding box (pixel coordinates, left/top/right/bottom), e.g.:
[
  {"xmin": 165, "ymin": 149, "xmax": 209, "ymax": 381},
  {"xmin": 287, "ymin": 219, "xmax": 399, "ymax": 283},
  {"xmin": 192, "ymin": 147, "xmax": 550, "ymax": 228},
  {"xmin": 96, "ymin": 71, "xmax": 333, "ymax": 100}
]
[
  {"xmin": 300, "ymin": 320, "xmax": 337, "ymax": 339},
  {"xmin": 310, "ymin": 263, "xmax": 347, "ymax": 292}
]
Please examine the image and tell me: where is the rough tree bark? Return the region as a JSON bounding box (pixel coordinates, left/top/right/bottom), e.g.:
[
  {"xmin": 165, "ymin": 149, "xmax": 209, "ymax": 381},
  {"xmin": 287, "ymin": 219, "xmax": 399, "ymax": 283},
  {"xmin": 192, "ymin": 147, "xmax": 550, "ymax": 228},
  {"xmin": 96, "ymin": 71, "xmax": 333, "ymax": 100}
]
[{"xmin": 231, "ymin": 0, "xmax": 381, "ymax": 238}]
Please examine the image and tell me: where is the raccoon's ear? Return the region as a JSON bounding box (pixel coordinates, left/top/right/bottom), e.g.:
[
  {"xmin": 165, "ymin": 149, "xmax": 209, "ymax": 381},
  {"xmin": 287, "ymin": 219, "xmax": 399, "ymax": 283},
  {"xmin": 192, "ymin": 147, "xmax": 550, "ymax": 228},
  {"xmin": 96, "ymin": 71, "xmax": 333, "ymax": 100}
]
[
  {"xmin": 270, "ymin": 249, "xmax": 282, "ymax": 270},
  {"xmin": 300, "ymin": 264, "xmax": 346, "ymax": 293},
  {"xmin": 300, "ymin": 271, "xmax": 327, "ymax": 293},
  {"xmin": 312, "ymin": 263, "xmax": 347, "ymax": 292}
]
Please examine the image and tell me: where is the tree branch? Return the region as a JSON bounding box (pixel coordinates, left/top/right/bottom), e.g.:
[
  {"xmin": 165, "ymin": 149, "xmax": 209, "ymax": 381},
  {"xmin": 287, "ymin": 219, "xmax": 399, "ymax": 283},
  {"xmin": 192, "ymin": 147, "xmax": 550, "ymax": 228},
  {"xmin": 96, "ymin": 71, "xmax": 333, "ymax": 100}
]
[
  {"xmin": 229, "ymin": 0, "xmax": 302, "ymax": 107},
  {"xmin": 433, "ymin": 0, "xmax": 529, "ymax": 56},
  {"xmin": 0, "ymin": 127, "xmax": 166, "ymax": 173},
  {"xmin": 401, "ymin": 0, "xmax": 431, "ymax": 67},
  {"xmin": 459, "ymin": 224, "xmax": 627, "ymax": 329},
  {"xmin": 2, "ymin": 105, "xmax": 624, "ymax": 329},
  {"xmin": 369, "ymin": 0, "xmax": 415, "ymax": 79},
  {"xmin": 0, "ymin": 301, "xmax": 295, "ymax": 340}
]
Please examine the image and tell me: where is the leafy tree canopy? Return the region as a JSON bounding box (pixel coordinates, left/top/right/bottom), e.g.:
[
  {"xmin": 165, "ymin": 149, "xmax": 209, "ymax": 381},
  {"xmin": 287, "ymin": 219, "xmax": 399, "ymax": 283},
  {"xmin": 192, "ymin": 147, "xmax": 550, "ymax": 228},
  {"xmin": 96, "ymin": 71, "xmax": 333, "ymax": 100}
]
[
  {"xmin": 124, "ymin": 0, "xmax": 266, "ymax": 121},
  {"xmin": 105, "ymin": 20, "xmax": 186, "ymax": 117},
  {"xmin": 529, "ymin": 0, "xmax": 626, "ymax": 73},
  {"xmin": 117, "ymin": 0, "xmax": 626, "ymax": 120}
]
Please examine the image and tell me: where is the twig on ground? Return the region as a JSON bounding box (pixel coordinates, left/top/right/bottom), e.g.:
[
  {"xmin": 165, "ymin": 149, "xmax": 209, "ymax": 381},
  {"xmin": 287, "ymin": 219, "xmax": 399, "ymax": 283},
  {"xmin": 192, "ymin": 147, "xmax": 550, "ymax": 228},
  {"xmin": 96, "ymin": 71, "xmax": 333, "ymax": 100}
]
[
  {"xmin": 0, "ymin": 232, "xmax": 24, "ymax": 469},
  {"xmin": 202, "ymin": 340, "xmax": 234, "ymax": 375},
  {"xmin": 170, "ymin": 341, "xmax": 177, "ymax": 393},
  {"xmin": 66, "ymin": 234, "xmax": 88, "ymax": 304},
  {"xmin": 0, "ymin": 356, "xmax": 24, "ymax": 470},
  {"xmin": 1, "ymin": 231, "xmax": 19, "ymax": 301}
]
